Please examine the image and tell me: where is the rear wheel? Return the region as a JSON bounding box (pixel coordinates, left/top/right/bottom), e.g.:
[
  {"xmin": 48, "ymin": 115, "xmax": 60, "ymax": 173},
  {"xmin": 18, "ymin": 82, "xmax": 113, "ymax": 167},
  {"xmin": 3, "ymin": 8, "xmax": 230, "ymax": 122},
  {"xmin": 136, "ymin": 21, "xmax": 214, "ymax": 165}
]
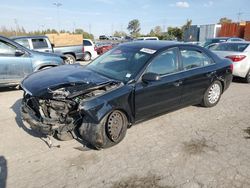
[
  {"xmin": 83, "ymin": 52, "xmax": 91, "ymax": 61},
  {"xmin": 202, "ymin": 81, "xmax": 222, "ymax": 107},
  {"xmin": 245, "ymin": 70, "xmax": 250, "ymax": 83},
  {"xmin": 64, "ymin": 54, "xmax": 76, "ymax": 64}
]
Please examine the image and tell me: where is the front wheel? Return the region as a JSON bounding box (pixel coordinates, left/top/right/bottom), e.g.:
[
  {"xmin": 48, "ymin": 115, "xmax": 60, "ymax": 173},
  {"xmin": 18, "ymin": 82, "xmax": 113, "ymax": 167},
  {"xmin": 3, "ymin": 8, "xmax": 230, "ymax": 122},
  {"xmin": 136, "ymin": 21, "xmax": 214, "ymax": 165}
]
[{"xmin": 202, "ymin": 81, "xmax": 222, "ymax": 107}]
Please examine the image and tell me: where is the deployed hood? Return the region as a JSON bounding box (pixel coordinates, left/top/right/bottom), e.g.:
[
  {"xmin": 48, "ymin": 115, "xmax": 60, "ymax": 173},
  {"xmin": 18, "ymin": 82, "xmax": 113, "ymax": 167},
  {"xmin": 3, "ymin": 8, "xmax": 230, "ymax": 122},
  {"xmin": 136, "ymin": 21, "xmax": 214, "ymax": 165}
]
[{"xmin": 21, "ymin": 65, "xmax": 118, "ymax": 98}]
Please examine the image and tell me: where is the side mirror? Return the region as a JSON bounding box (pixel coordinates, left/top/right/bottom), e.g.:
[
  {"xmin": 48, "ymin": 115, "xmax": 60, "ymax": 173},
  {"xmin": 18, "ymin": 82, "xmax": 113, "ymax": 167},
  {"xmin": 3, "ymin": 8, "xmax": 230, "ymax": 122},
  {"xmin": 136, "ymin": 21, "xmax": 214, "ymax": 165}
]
[
  {"xmin": 142, "ymin": 72, "xmax": 161, "ymax": 82},
  {"xmin": 15, "ymin": 49, "xmax": 25, "ymax": 57},
  {"xmin": 51, "ymin": 43, "xmax": 55, "ymax": 48}
]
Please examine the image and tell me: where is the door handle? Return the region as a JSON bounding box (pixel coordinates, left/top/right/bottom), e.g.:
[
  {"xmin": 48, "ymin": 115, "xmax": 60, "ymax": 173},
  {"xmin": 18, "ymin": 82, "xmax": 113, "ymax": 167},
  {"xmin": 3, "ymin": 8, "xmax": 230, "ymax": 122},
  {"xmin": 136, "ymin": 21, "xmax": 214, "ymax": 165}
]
[
  {"xmin": 173, "ymin": 80, "xmax": 183, "ymax": 87},
  {"xmin": 206, "ymin": 71, "xmax": 216, "ymax": 77}
]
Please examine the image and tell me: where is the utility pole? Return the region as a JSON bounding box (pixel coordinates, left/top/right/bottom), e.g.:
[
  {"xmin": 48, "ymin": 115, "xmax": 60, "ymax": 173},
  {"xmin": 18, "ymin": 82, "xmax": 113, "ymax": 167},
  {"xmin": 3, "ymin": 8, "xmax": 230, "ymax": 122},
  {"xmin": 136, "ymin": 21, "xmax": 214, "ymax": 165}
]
[
  {"xmin": 237, "ymin": 9, "xmax": 243, "ymax": 22},
  {"xmin": 53, "ymin": 2, "xmax": 62, "ymax": 33},
  {"xmin": 14, "ymin": 18, "xmax": 19, "ymax": 36}
]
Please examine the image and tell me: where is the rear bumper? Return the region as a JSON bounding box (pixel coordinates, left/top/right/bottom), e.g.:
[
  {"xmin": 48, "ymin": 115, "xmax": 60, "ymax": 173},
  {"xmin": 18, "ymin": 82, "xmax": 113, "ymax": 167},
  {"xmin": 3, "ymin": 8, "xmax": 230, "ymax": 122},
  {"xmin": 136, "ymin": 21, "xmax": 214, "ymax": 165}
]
[{"xmin": 233, "ymin": 62, "xmax": 250, "ymax": 78}]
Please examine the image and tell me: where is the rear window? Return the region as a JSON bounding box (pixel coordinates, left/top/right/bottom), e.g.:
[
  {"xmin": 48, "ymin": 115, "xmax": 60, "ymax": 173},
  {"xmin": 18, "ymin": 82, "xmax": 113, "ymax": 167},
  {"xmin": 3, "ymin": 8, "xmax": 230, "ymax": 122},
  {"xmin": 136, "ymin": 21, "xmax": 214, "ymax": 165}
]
[
  {"xmin": 213, "ymin": 43, "xmax": 249, "ymax": 52},
  {"xmin": 83, "ymin": 40, "xmax": 92, "ymax": 46},
  {"xmin": 32, "ymin": 38, "xmax": 48, "ymax": 49}
]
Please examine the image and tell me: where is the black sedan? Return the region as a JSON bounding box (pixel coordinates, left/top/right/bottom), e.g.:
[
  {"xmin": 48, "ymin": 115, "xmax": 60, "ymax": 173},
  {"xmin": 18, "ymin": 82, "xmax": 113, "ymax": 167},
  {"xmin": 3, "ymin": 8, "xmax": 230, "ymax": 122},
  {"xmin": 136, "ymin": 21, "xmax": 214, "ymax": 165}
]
[{"xmin": 21, "ymin": 41, "xmax": 233, "ymax": 149}]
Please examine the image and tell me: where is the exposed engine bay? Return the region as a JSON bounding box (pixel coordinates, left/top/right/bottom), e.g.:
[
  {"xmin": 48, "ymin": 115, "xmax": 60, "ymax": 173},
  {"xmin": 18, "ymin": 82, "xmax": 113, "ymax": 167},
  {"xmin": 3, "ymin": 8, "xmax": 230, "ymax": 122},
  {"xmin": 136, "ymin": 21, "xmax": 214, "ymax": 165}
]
[{"xmin": 21, "ymin": 81, "xmax": 121, "ymax": 138}]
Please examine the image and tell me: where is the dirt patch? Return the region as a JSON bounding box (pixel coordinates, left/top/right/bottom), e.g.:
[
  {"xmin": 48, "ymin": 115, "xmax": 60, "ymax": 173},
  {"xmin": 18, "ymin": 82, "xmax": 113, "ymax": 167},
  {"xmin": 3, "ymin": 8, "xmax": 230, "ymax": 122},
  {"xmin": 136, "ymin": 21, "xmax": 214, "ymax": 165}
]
[
  {"xmin": 68, "ymin": 152, "xmax": 100, "ymax": 167},
  {"xmin": 110, "ymin": 174, "xmax": 174, "ymax": 188},
  {"xmin": 182, "ymin": 138, "xmax": 217, "ymax": 155}
]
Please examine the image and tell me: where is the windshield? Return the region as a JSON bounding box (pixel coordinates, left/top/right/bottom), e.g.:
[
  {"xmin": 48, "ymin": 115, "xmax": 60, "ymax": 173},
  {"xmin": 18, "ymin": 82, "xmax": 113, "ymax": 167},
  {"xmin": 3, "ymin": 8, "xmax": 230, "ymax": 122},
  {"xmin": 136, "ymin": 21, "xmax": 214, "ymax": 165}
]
[
  {"xmin": 87, "ymin": 46, "xmax": 154, "ymax": 82},
  {"xmin": 212, "ymin": 43, "xmax": 249, "ymax": 52}
]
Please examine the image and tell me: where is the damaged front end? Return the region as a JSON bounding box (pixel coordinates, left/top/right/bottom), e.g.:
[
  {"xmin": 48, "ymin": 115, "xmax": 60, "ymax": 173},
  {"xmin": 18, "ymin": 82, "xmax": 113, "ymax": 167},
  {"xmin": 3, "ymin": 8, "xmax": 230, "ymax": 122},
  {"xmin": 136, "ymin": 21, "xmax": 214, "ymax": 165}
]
[{"xmin": 21, "ymin": 81, "xmax": 121, "ymax": 139}]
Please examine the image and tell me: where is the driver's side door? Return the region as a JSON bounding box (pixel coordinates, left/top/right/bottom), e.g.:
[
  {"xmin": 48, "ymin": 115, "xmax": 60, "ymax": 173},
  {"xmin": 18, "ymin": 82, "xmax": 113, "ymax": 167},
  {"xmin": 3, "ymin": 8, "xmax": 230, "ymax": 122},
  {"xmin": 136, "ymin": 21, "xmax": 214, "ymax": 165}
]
[
  {"xmin": 134, "ymin": 47, "xmax": 184, "ymax": 122},
  {"xmin": 0, "ymin": 39, "xmax": 32, "ymax": 85}
]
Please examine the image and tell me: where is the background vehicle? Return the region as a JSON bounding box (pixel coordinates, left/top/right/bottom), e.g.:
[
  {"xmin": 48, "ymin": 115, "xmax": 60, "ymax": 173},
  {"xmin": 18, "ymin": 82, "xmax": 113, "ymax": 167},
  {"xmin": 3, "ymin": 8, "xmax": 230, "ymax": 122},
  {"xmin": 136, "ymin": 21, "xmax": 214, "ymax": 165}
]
[
  {"xmin": 95, "ymin": 42, "xmax": 113, "ymax": 55},
  {"xmin": 0, "ymin": 35, "xmax": 64, "ymax": 87},
  {"xmin": 212, "ymin": 42, "xmax": 250, "ymax": 82},
  {"xmin": 82, "ymin": 39, "xmax": 98, "ymax": 61},
  {"xmin": 12, "ymin": 36, "xmax": 85, "ymax": 64},
  {"xmin": 203, "ymin": 37, "xmax": 245, "ymax": 48},
  {"xmin": 21, "ymin": 41, "xmax": 232, "ymax": 149},
  {"xmin": 136, "ymin": 37, "xmax": 159, "ymax": 40},
  {"xmin": 99, "ymin": 35, "xmax": 110, "ymax": 40}
]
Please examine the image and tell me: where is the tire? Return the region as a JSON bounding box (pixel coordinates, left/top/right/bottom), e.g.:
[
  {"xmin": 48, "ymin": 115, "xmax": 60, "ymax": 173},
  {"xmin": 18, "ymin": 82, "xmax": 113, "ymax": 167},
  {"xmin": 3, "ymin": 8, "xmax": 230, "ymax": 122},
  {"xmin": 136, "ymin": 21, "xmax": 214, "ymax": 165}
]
[
  {"xmin": 64, "ymin": 54, "xmax": 76, "ymax": 64},
  {"xmin": 79, "ymin": 110, "xmax": 128, "ymax": 150},
  {"xmin": 55, "ymin": 131, "xmax": 74, "ymax": 141},
  {"xmin": 202, "ymin": 81, "xmax": 222, "ymax": 107},
  {"xmin": 245, "ymin": 70, "xmax": 250, "ymax": 83},
  {"xmin": 83, "ymin": 52, "xmax": 91, "ymax": 61}
]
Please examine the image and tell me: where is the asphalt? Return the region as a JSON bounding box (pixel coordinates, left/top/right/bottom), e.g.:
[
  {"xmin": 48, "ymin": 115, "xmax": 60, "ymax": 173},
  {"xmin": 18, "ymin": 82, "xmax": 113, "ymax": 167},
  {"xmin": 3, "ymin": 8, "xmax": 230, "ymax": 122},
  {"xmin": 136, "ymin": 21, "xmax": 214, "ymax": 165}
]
[{"xmin": 0, "ymin": 81, "xmax": 250, "ymax": 188}]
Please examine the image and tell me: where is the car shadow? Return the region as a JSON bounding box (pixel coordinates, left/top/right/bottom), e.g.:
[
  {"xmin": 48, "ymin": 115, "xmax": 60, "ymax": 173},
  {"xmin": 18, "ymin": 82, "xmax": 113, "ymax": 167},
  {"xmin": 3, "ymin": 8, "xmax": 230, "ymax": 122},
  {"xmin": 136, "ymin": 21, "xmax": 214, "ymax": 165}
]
[{"xmin": 0, "ymin": 156, "xmax": 7, "ymax": 188}]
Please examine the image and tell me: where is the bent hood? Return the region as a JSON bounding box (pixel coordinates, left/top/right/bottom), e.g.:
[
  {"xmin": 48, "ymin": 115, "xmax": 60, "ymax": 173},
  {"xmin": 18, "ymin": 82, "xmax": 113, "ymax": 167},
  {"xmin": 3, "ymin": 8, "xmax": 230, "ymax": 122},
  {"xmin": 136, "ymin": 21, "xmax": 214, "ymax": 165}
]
[{"xmin": 21, "ymin": 64, "xmax": 115, "ymax": 98}]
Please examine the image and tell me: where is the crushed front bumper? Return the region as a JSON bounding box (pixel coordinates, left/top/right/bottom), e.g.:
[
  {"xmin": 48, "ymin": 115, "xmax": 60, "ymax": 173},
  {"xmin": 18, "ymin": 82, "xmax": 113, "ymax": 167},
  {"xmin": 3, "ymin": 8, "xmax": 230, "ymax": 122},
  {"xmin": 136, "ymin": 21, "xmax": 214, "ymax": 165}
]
[{"xmin": 21, "ymin": 102, "xmax": 57, "ymax": 135}]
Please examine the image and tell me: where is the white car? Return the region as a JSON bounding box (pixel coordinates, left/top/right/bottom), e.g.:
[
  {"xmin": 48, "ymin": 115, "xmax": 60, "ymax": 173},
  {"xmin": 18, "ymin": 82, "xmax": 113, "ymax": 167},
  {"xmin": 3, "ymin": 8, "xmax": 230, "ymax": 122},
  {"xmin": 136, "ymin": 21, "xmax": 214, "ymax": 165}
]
[
  {"xmin": 83, "ymin": 39, "xmax": 98, "ymax": 61},
  {"xmin": 136, "ymin": 37, "xmax": 159, "ymax": 41},
  {"xmin": 212, "ymin": 42, "xmax": 250, "ymax": 83}
]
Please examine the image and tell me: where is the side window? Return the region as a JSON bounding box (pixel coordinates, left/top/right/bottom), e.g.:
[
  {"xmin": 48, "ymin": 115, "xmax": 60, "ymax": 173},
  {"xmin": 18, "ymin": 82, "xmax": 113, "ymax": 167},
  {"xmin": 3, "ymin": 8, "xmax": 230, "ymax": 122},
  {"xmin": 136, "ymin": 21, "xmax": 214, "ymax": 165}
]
[
  {"xmin": 32, "ymin": 38, "xmax": 48, "ymax": 49},
  {"xmin": 0, "ymin": 40, "xmax": 17, "ymax": 56},
  {"xmin": 180, "ymin": 49, "xmax": 212, "ymax": 70},
  {"xmin": 146, "ymin": 48, "xmax": 178, "ymax": 75},
  {"xmin": 15, "ymin": 39, "xmax": 30, "ymax": 49},
  {"xmin": 83, "ymin": 40, "xmax": 92, "ymax": 46}
]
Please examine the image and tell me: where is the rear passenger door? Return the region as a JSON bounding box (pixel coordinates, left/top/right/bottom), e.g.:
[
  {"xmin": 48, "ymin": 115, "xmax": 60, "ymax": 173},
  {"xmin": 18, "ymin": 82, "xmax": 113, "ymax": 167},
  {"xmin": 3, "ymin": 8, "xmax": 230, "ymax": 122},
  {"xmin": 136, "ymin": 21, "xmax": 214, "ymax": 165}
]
[{"xmin": 179, "ymin": 46, "xmax": 216, "ymax": 105}]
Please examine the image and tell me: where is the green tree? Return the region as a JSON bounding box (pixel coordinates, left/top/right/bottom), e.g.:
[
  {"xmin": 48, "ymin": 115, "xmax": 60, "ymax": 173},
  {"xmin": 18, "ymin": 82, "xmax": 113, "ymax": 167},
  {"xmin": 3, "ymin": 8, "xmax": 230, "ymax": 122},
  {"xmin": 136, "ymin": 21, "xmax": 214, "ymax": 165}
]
[
  {"xmin": 127, "ymin": 19, "xmax": 141, "ymax": 37},
  {"xmin": 113, "ymin": 31, "xmax": 127, "ymax": 37},
  {"xmin": 154, "ymin": 26, "xmax": 162, "ymax": 36},
  {"xmin": 167, "ymin": 27, "xmax": 183, "ymax": 40},
  {"xmin": 219, "ymin": 17, "xmax": 232, "ymax": 24}
]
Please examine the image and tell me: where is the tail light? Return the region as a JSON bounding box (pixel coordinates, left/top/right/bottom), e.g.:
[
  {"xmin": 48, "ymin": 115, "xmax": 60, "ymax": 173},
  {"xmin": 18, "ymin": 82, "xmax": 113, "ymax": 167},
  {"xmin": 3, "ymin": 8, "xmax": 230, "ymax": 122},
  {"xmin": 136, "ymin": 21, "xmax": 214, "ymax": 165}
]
[
  {"xmin": 94, "ymin": 46, "xmax": 97, "ymax": 52},
  {"xmin": 225, "ymin": 55, "xmax": 246, "ymax": 62},
  {"xmin": 82, "ymin": 46, "xmax": 85, "ymax": 53}
]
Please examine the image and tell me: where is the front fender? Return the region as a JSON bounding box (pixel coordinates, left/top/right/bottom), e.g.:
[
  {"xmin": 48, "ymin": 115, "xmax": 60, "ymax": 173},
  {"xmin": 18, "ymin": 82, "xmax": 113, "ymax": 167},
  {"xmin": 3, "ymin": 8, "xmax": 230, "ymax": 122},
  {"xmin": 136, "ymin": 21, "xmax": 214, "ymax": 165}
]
[{"xmin": 78, "ymin": 85, "xmax": 134, "ymax": 124}]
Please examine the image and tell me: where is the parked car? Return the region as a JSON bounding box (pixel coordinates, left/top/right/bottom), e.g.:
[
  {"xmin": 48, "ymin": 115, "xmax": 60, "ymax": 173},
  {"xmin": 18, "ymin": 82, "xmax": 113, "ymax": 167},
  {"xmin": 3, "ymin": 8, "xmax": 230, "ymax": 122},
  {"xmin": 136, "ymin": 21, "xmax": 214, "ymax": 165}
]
[
  {"xmin": 136, "ymin": 37, "xmax": 159, "ymax": 40},
  {"xmin": 0, "ymin": 35, "xmax": 64, "ymax": 87},
  {"xmin": 82, "ymin": 39, "xmax": 98, "ymax": 61},
  {"xmin": 203, "ymin": 37, "xmax": 245, "ymax": 48},
  {"xmin": 99, "ymin": 35, "xmax": 110, "ymax": 40},
  {"xmin": 212, "ymin": 42, "xmax": 250, "ymax": 83},
  {"xmin": 12, "ymin": 36, "xmax": 85, "ymax": 64},
  {"xmin": 95, "ymin": 42, "xmax": 113, "ymax": 55},
  {"xmin": 21, "ymin": 41, "xmax": 232, "ymax": 149}
]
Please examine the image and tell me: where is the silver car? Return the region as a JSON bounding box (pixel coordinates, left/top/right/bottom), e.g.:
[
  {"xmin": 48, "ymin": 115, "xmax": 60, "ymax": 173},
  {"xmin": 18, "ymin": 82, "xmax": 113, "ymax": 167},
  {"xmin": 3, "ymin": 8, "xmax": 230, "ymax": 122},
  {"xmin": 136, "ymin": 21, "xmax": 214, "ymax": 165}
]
[{"xmin": 212, "ymin": 42, "xmax": 250, "ymax": 83}]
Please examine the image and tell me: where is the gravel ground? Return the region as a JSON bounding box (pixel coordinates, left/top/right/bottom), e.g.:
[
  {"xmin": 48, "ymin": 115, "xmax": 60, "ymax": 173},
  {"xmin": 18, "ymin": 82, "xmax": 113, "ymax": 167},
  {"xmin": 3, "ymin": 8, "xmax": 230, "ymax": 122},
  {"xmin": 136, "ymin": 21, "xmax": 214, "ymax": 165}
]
[{"xmin": 0, "ymin": 82, "xmax": 250, "ymax": 188}]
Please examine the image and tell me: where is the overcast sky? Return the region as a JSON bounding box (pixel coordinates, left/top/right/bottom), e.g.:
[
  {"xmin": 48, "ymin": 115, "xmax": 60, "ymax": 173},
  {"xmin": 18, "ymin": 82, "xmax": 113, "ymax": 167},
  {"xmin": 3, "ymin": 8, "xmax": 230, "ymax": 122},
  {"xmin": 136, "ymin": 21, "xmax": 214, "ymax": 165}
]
[{"xmin": 1, "ymin": 0, "xmax": 250, "ymax": 37}]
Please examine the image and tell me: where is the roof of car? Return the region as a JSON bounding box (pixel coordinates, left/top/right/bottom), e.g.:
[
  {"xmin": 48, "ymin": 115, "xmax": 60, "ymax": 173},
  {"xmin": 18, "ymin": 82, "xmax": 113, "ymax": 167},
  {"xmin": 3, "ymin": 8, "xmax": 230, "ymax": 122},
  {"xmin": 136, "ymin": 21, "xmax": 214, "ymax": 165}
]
[
  {"xmin": 11, "ymin": 35, "xmax": 48, "ymax": 40},
  {"xmin": 119, "ymin": 40, "xmax": 180, "ymax": 50},
  {"xmin": 219, "ymin": 41, "xmax": 250, "ymax": 44}
]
